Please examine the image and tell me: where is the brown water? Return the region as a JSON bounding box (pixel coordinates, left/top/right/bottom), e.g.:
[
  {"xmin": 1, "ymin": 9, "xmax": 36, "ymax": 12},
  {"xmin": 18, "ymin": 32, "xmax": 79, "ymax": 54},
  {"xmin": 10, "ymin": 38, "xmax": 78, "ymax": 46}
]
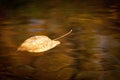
[{"xmin": 0, "ymin": 1, "xmax": 120, "ymax": 80}]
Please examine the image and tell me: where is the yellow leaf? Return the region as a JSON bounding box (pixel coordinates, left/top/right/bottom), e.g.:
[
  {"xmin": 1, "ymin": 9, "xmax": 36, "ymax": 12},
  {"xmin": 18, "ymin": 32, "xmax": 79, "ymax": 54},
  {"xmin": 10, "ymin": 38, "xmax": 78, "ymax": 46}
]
[{"xmin": 17, "ymin": 30, "xmax": 72, "ymax": 53}]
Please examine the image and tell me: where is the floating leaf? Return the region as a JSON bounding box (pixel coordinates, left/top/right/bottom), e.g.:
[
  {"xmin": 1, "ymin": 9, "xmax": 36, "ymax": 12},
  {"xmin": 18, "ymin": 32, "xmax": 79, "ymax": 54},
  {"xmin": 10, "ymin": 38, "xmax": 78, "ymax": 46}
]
[{"xmin": 17, "ymin": 30, "xmax": 72, "ymax": 53}]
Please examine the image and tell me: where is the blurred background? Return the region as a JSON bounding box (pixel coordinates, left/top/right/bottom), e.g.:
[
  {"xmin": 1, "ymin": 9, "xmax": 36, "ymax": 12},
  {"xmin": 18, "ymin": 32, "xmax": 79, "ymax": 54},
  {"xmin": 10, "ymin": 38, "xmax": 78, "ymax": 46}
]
[{"xmin": 0, "ymin": 0, "xmax": 120, "ymax": 80}]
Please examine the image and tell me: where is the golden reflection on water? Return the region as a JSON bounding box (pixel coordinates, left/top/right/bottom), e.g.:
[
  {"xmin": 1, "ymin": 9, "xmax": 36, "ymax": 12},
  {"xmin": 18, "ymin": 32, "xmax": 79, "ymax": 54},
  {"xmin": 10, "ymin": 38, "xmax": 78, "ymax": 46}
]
[{"xmin": 0, "ymin": 2, "xmax": 120, "ymax": 80}]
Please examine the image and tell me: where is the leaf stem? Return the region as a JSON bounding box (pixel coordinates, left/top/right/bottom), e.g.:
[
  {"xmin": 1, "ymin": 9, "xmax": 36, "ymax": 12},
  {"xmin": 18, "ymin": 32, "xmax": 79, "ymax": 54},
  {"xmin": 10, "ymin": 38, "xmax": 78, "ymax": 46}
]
[{"xmin": 54, "ymin": 30, "xmax": 72, "ymax": 40}]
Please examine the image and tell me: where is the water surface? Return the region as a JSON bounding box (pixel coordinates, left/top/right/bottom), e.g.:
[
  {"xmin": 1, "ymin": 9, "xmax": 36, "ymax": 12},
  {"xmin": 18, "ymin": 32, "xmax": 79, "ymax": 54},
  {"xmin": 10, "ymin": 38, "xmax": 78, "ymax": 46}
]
[{"xmin": 0, "ymin": 1, "xmax": 120, "ymax": 80}]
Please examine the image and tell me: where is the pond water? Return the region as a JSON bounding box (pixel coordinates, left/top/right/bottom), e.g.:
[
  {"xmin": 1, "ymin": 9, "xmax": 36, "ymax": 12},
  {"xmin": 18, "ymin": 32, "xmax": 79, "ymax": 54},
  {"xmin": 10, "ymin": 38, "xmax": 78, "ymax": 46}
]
[{"xmin": 0, "ymin": 1, "xmax": 120, "ymax": 80}]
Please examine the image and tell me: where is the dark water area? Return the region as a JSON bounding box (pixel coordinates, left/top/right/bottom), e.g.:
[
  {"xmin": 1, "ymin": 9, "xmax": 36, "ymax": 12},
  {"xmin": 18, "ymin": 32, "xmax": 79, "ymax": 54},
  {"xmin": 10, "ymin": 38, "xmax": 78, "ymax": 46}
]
[{"xmin": 0, "ymin": 0, "xmax": 120, "ymax": 80}]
